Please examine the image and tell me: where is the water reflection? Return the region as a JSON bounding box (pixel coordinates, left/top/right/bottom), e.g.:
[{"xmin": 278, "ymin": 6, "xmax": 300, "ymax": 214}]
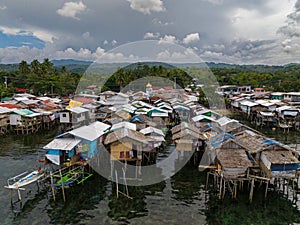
[{"xmin": 1, "ymin": 131, "xmax": 300, "ymax": 224}]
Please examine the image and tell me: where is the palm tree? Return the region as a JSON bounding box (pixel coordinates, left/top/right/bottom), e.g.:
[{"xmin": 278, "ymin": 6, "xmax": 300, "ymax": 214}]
[
  {"xmin": 18, "ymin": 60, "xmax": 30, "ymax": 74},
  {"xmin": 30, "ymin": 59, "xmax": 40, "ymax": 74}
]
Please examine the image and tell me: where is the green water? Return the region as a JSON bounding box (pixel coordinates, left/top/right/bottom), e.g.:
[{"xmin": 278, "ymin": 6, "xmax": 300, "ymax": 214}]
[{"xmin": 0, "ymin": 130, "xmax": 300, "ymax": 224}]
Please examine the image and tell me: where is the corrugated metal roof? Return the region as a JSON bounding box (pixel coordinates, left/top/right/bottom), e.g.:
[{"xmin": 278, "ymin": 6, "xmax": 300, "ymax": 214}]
[
  {"xmin": 67, "ymin": 106, "xmax": 89, "ymax": 114},
  {"xmin": 140, "ymin": 127, "xmax": 165, "ymax": 136},
  {"xmin": 151, "ymin": 112, "xmax": 168, "ymax": 117},
  {"xmin": 111, "ymin": 121, "xmax": 136, "ymax": 131},
  {"xmin": 20, "ymin": 100, "xmax": 40, "ymax": 105},
  {"xmin": 13, "ymin": 109, "xmax": 34, "ymax": 116},
  {"xmin": 43, "ymin": 138, "xmax": 81, "ymax": 151},
  {"xmin": 0, "ymin": 106, "xmax": 12, "ymax": 114},
  {"xmin": 192, "ymin": 115, "xmax": 216, "ymax": 122},
  {"xmin": 69, "ymin": 123, "xmax": 109, "ymax": 141},
  {"xmin": 88, "ymin": 121, "xmax": 111, "ymax": 134}
]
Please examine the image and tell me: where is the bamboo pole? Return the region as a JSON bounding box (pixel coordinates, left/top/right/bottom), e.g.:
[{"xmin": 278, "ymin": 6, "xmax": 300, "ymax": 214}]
[
  {"xmin": 222, "ymin": 179, "xmax": 226, "ymax": 199},
  {"xmin": 9, "ymin": 189, "xmax": 12, "ymax": 203},
  {"xmin": 115, "ymin": 171, "xmax": 119, "ymax": 199},
  {"xmin": 59, "ymin": 169, "xmax": 66, "ymax": 202},
  {"xmin": 50, "ymin": 172, "xmax": 56, "ymax": 201},
  {"xmin": 265, "ymin": 181, "xmax": 269, "ymax": 199},
  {"xmin": 219, "ymin": 177, "xmax": 223, "ymax": 199},
  {"xmin": 205, "ymin": 172, "xmax": 210, "ymax": 191},
  {"xmin": 122, "ymin": 168, "xmax": 129, "ymax": 197},
  {"xmin": 249, "ymin": 179, "xmax": 254, "ymax": 203}
]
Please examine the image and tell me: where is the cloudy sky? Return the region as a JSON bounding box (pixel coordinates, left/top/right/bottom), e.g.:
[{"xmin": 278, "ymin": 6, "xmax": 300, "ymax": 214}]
[{"xmin": 0, "ymin": 0, "xmax": 299, "ymax": 64}]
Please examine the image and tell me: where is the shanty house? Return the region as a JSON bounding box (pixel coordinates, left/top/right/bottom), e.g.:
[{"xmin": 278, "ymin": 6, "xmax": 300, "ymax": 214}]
[
  {"xmin": 214, "ymin": 139, "xmax": 253, "ymax": 179},
  {"xmin": 260, "ymin": 144, "xmax": 300, "ymax": 178},
  {"xmin": 104, "ymin": 128, "xmax": 155, "ymax": 161}
]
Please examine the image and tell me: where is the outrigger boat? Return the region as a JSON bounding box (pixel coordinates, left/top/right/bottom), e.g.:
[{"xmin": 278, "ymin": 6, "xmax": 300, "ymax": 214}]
[
  {"xmin": 4, "ymin": 170, "xmax": 44, "ymax": 190},
  {"xmin": 52, "ymin": 169, "xmax": 93, "ymax": 187}
]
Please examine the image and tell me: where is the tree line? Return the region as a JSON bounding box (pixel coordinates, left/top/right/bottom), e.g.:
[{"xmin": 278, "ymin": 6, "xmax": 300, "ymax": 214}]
[
  {"xmin": 211, "ymin": 65, "xmax": 300, "ymax": 92},
  {"xmin": 0, "ymin": 59, "xmax": 299, "ymax": 99},
  {"xmin": 0, "ymin": 59, "xmax": 81, "ymax": 98}
]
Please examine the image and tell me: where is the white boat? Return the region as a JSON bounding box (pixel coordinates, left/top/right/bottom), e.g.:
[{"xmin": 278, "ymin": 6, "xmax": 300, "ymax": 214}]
[{"xmin": 4, "ymin": 170, "xmax": 44, "ymax": 190}]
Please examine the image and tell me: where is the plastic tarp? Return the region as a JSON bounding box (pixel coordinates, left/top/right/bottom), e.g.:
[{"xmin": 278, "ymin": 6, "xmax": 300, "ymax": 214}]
[{"xmin": 45, "ymin": 154, "xmax": 60, "ymax": 165}]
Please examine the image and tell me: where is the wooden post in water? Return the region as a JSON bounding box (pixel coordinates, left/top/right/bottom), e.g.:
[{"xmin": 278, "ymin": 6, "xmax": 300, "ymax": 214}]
[
  {"xmin": 122, "ymin": 168, "xmax": 129, "ymax": 197},
  {"xmin": 219, "ymin": 177, "xmax": 223, "ymax": 199},
  {"xmin": 265, "ymin": 181, "xmax": 269, "ymax": 199},
  {"xmin": 249, "ymin": 179, "xmax": 254, "ymax": 203},
  {"xmin": 292, "ymin": 179, "xmax": 296, "ymax": 199},
  {"xmin": 50, "ymin": 172, "xmax": 56, "ymax": 201},
  {"xmin": 222, "ymin": 179, "xmax": 226, "ymax": 199},
  {"xmin": 59, "ymin": 169, "xmax": 66, "ymax": 202},
  {"xmin": 9, "ymin": 188, "xmax": 13, "ymax": 203},
  {"xmin": 234, "ymin": 182, "xmax": 237, "ymax": 199},
  {"xmin": 16, "ymin": 183, "xmax": 22, "ymax": 202},
  {"xmin": 287, "ymin": 179, "xmax": 290, "ymax": 197},
  {"xmin": 115, "ymin": 170, "xmax": 119, "ymax": 199},
  {"xmin": 205, "ymin": 172, "xmax": 210, "ymax": 191}
]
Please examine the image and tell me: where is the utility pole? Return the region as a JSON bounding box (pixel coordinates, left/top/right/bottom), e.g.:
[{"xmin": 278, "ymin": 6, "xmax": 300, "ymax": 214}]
[
  {"xmin": 174, "ymin": 77, "xmax": 176, "ymax": 89},
  {"xmin": 4, "ymin": 76, "xmax": 7, "ymax": 88}
]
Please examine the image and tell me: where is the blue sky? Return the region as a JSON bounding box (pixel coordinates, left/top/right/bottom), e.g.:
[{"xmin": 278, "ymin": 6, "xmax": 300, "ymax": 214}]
[
  {"xmin": 0, "ymin": 31, "xmax": 45, "ymax": 49},
  {"xmin": 0, "ymin": 0, "xmax": 299, "ymax": 64}
]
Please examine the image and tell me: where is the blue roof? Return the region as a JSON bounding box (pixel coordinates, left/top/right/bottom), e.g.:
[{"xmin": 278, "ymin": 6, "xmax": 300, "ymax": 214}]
[
  {"xmin": 130, "ymin": 115, "xmax": 146, "ymax": 123},
  {"xmin": 262, "ymin": 138, "xmax": 279, "ymax": 146},
  {"xmin": 210, "ymin": 132, "xmax": 235, "ymax": 148}
]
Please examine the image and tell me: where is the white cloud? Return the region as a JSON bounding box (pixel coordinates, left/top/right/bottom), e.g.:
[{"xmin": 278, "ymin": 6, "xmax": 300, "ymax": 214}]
[
  {"xmin": 232, "ymin": 1, "xmax": 296, "ymax": 40},
  {"xmin": 0, "ymin": 5, "xmax": 7, "ymax": 10},
  {"xmin": 0, "ymin": 45, "xmax": 140, "ymax": 64},
  {"xmin": 31, "ymin": 29, "xmax": 56, "ymax": 43},
  {"xmin": 158, "ymin": 35, "xmax": 177, "ymax": 44},
  {"xmin": 0, "ymin": 26, "xmax": 56, "ymax": 43},
  {"xmin": 82, "ymin": 32, "xmax": 90, "ymax": 39},
  {"xmin": 127, "ymin": 0, "xmax": 165, "ymax": 14},
  {"xmin": 0, "ymin": 26, "xmax": 31, "ymax": 36},
  {"xmin": 152, "ymin": 18, "xmax": 173, "ymax": 26},
  {"xmin": 56, "ymin": 1, "xmax": 86, "ymax": 20},
  {"xmin": 202, "ymin": 0, "xmax": 223, "ymax": 5},
  {"xmin": 111, "ymin": 40, "xmax": 118, "ymax": 46},
  {"xmin": 182, "ymin": 33, "xmax": 200, "ymax": 44},
  {"xmin": 144, "ymin": 32, "xmax": 160, "ymax": 39},
  {"xmin": 156, "ymin": 48, "xmax": 200, "ymax": 63}
]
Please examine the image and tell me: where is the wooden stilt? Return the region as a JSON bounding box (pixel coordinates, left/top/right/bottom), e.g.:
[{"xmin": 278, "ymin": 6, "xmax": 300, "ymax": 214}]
[
  {"xmin": 249, "ymin": 179, "xmax": 254, "ymax": 203},
  {"xmin": 292, "ymin": 179, "xmax": 295, "ymax": 199},
  {"xmin": 234, "ymin": 182, "xmax": 237, "ymax": 199},
  {"xmin": 219, "ymin": 177, "xmax": 223, "ymax": 199},
  {"xmin": 287, "ymin": 179, "xmax": 290, "ymax": 197},
  {"xmin": 115, "ymin": 170, "xmax": 119, "ymax": 199},
  {"xmin": 222, "ymin": 179, "xmax": 226, "ymax": 199},
  {"xmin": 59, "ymin": 170, "xmax": 66, "ymax": 202},
  {"xmin": 122, "ymin": 168, "xmax": 129, "ymax": 197},
  {"xmin": 214, "ymin": 173, "xmax": 218, "ymax": 187},
  {"xmin": 17, "ymin": 187, "xmax": 21, "ymax": 202},
  {"xmin": 205, "ymin": 172, "xmax": 210, "ymax": 191},
  {"xmin": 265, "ymin": 181, "xmax": 268, "ymax": 199},
  {"xmin": 50, "ymin": 172, "xmax": 56, "ymax": 201},
  {"xmin": 10, "ymin": 189, "xmax": 12, "ymax": 203}
]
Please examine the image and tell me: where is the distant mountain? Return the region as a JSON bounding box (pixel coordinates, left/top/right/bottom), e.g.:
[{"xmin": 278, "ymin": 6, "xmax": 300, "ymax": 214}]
[
  {"xmin": 51, "ymin": 59, "xmax": 93, "ymax": 66},
  {"xmin": 123, "ymin": 61, "xmax": 176, "ymax": 70},
  {"xmin": 0, "ymin": 63, "xmax": 18, "ymax": 72},
  {"xmin": 1, "ymin": 59, "xmax": 300, "ymax": 74}
]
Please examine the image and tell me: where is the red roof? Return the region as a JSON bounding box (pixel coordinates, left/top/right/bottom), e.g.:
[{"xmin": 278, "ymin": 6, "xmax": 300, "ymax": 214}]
[
  {"xmin": 0, "ymin": 103, "xmax": 22, "ymax": 109},
  {"xmin": 42, "ymin": 100, "xmax": 60, "ymax": 108},
  {"xmin": 73, "ymin": 97, "xmax": 93, "ymax": 104},
  {"xmin": 16, "ymin": 88, "xmax": 27, "ymax": 93}
]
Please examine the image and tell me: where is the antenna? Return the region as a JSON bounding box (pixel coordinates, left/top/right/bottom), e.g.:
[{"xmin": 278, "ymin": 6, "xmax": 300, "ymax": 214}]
[{"xmin": 4, "ymin": 76, "xmax": 7, "ymax": 88}]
